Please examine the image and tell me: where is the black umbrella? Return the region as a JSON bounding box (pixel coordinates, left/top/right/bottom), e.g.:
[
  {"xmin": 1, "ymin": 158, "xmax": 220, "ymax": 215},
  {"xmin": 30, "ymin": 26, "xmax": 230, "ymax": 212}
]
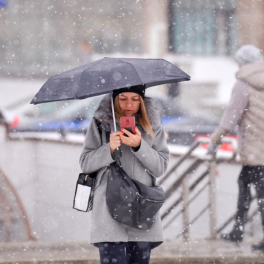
[
  {"xmin": 30, "ymin": 57, "xmax": 190, "ymax": 105},
  {"xmin": 30, "ymin": 57, "xmax": 190, "ymax": 157}
]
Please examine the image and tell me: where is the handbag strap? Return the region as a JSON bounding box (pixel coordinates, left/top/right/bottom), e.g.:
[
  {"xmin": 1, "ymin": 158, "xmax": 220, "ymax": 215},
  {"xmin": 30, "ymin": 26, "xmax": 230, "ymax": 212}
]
[{"xmin": 94, "ymin": 118, "xmax": 111, "ymax": 144}]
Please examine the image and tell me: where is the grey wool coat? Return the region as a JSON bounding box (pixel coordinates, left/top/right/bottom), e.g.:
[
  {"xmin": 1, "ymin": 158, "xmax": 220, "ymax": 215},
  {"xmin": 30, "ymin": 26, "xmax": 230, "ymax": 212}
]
[{"xmin": 79, "ymin": 94, "xmax": 169, "ymax": 249}]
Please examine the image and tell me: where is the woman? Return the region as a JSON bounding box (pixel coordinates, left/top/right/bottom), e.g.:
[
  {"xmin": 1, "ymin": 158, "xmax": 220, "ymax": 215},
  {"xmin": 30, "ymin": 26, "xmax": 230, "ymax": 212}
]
[
  {"xmin": 209, "ymin": 45, "xmax": 264, "ymax": 250},
  {"xmin": 79, "ymin": 85, "xmax": 169, "ymax": 263}
]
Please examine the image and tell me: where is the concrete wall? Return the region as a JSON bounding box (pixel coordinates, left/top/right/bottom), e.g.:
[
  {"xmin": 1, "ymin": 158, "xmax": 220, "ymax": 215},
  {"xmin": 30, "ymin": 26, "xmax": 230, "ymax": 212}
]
[
  {"xmin": 237, "ymin": 0, "xmax": 264, "ymax": 51},
  {"xmin": 0, "ymin": 126, "xmax": 90, "ymax": 241},
  {"xmin": 142, "ymin": 0, "xmax": 169, "ymax": 57}
]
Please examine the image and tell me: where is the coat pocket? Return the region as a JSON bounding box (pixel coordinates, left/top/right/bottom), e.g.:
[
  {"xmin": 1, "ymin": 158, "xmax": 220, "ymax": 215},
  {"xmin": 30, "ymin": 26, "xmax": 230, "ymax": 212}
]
[
  {"xmin": 94, "ymin": 166, "xmax": 108, "ymax": 190},
  {"xmin": 145, "ymin": 169, "xmax": 158, "ymax": 186}
]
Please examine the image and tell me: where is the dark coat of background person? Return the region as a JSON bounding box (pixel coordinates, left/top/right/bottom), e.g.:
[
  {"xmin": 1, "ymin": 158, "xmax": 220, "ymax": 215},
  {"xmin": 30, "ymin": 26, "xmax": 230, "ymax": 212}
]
[{"xmin": 79, "ymin": 94, "xmax": 169, "ymax": 249}]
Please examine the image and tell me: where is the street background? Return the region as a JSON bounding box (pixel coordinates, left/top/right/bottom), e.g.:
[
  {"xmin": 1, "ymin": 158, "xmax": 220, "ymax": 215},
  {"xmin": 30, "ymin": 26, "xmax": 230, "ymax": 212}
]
[{"xmin": 0, "ymin": 0, "xmax": 264, "ymax": 262}]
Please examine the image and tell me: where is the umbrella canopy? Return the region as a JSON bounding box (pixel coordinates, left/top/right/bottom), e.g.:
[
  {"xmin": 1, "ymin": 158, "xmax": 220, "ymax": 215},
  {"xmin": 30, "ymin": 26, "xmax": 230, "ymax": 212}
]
[{"xmin": 30, "ymin": 57, "xmax": 190, "ymax": 105}]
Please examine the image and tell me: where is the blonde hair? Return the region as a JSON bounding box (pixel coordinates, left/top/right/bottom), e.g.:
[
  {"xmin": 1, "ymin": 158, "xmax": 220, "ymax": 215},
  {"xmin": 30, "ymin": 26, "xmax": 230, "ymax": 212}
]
[{"xmin": 114, "ymin": 96, "xmax": 154, "ymax": 138}]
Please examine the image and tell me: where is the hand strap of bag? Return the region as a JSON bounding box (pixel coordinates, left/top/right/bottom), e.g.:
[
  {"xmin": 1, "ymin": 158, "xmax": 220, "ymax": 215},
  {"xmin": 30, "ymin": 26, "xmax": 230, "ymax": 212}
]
[
  {"xmin": 96, "ymin": 119, "xmax": 122, "ymax": 160},
  {"xmin": 94, "ymin": 118, "xmax": 103, "ymax": 141},
  {"xmin": 95, "ymin": 118, "xmax": 122, "ymax": 161}
]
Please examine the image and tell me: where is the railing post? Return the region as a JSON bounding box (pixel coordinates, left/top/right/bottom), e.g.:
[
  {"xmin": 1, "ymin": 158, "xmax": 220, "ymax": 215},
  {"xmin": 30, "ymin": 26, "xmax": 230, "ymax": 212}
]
[
  {"xmin": 182, "ymin": 174, "xmax": 190, "ymax": 240},
  {"xmin": 4, "ymin": 122, "xmax": 10, "ymax": 140},
  {"xmin": 209, "ymin": 159, "xmax": 217, "ymax": 239}
]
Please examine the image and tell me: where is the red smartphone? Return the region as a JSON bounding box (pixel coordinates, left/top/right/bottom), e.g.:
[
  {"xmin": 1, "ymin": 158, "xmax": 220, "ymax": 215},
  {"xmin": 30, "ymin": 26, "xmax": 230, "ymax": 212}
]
[{"xmin": 120, "ymin": 116, "xmax": 135, "ymax": 136}]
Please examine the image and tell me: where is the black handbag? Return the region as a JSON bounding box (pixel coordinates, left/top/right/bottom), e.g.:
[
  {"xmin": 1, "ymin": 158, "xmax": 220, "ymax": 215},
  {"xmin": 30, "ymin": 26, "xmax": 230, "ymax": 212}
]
[
  {"xmin": 73, "ymin": 172, "xmax": 96, "ymax": 212},
  {"xmin": 106, "ymin": 160, "xmax": 166, "ymax": 230},
  {"xmin": 73, "ymin": 118, "xmax": 104, "ymax": 212}
]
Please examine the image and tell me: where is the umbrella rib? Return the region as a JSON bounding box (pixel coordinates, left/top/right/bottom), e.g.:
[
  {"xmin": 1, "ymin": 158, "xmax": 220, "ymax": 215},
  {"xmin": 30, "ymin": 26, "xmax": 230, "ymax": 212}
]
[
  {"xmin": 76, "ymin": 58, "xmax": 108, "ymax": 98},
  {"xmin": 117, "ymin": 59, "xmax": 144, "ymax": 87}
]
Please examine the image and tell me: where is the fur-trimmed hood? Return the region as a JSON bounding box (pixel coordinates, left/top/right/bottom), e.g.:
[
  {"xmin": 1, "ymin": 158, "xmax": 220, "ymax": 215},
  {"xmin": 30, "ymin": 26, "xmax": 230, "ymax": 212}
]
[{"xmin": 94, "ymin": 94, "xmax": 161, "ymax": 129}]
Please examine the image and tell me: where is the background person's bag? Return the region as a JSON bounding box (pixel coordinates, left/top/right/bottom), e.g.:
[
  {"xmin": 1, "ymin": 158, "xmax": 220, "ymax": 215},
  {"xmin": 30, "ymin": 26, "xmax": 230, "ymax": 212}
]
[
  {"xmin": 73, "ymin": 172, "xmax": 96, "ymax": 212},
  {"xmin": 106, "ymin": 160, "xmax": 166, "ymax": 230}
]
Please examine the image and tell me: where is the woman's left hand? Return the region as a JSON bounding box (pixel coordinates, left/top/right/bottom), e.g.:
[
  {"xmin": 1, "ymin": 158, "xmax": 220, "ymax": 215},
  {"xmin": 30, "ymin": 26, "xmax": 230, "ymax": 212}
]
[{"xmin": 120, "ymin": 127, "xmax": 141, "ymax": 148}]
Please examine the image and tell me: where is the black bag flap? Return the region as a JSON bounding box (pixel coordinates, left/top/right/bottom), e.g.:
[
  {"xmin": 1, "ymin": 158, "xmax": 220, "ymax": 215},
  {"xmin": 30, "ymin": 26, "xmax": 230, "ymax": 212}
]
[
  {"xmin": 133, "ymin": 179, "xmax": 166, "ymax": 201},
  {"xmin": 78, "ymin": 173, "xmax": 95, "ymax": 187}
]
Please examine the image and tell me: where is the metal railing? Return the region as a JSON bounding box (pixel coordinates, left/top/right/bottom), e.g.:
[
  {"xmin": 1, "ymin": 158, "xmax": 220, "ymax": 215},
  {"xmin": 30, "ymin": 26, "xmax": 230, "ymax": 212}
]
[
  {"xmin": 0, "ymin": 168, "xmax": 35, "ymax": 242},
  {"xmin": 3, "ymin": 125, "xmax": 242, "ymax": 240},
  {"xmin": 160, "ymin": 137, "xmax": 238, "ymax": 240}
]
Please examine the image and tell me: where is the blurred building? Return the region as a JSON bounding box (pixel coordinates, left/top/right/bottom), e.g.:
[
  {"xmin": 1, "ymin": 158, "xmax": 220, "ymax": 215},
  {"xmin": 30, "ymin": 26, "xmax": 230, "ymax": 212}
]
[
  {"xmin": 0, "ymin": 0, "xmax": 144, "ymax": 77},
  {"xmin": 167, "ymin": 0, "xmax": 264, "ymax": 56},
  {"xmin": 0, "ymin": 0, "xmax": 263, "ymax": 78},
  {"xmin": 0, "ymin": 0, "xmax": 263, "ymax": 109},
  {"xmin": 0, "ymin": 0, "xmax": 263, "ymax": 112},
  {"xmin": 168, "ymin": 0, "xmax": 238, "ymax": 56}
]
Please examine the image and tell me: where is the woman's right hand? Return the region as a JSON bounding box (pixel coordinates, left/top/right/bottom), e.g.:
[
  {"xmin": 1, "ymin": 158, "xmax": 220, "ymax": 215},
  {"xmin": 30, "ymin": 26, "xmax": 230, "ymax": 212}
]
[{"xmin": 110, "ymin": 131, "xmax": 123, "ymax": 154}]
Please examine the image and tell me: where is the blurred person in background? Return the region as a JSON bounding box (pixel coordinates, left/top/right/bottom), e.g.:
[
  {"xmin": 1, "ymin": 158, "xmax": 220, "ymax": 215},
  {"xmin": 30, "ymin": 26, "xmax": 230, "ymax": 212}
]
[
  {"xmin": 78, "ymin": 40, "xmax": 93, "ymax": 64},
  {"xmin": 209, "ymin": 45, "xmax": 264, "ymax": 251}
]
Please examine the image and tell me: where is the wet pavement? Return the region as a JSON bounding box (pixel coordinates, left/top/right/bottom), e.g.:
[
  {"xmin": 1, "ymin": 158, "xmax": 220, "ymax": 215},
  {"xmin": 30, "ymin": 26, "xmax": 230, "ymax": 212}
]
[{"xmin": 1, "ymin": 238, "xmax": 264, "ymax": 264}]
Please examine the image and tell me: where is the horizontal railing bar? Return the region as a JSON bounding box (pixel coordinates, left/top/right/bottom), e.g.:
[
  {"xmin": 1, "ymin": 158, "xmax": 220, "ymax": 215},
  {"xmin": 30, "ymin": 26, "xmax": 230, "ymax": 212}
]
[
  {"xmin": 175, "ymin": 204, "xmax": 210, "ymax": 239},
  {"xmin": 217, "ymin": 195, "xmax": 256, "ymax": 234},
  {"xmin": 164, "ymin": 158, "xmax": 202, "ymax": 198},
  {"xmin": 163, "ymin": 181, "xmax": 209, "ymax": 229},
  {"xmin": 162, "ymin": 169, "xmax": 209, "ymax": 220},
  {"xmin": 159, "ymin": 141, "xmax": 201, "ymax": 185}
]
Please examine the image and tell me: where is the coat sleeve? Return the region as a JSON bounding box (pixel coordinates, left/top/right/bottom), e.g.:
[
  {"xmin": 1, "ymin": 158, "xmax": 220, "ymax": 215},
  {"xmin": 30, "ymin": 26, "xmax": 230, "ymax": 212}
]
[
  {"xmin": 210, "ymin": 127, "xmax": 229, "ymax": 145},
  {"xmin": 220, "ymin": 79, "xmax": 249, "ymax": 131},
  {"xmin": 211, "ymin": 79, "xmax": 249, "ymax": 144},
  {"xmin": 131, "ymin": 125, "xmax": 169, "ymax": 178},
  {"xmin": 79, "ymin": 118, "xmax": 115, "ymax": 174}
]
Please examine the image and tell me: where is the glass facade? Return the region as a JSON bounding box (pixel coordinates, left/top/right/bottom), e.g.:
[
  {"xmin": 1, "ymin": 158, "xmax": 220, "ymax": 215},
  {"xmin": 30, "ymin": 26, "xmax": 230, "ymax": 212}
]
[{"xmin": 169, "ymin": 0, "xmax": 238, "ymax": 55}]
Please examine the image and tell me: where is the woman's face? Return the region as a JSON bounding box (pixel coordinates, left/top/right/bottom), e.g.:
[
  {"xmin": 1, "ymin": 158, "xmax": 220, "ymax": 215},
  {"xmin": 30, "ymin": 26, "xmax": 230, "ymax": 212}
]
[{"xmin": 118, "ymin": 92, "xmax": 140, "ymax": 116}]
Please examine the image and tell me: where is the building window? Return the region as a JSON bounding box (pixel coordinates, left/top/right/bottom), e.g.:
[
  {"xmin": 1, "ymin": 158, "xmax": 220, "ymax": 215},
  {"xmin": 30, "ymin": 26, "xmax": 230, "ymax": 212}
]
[{"xmin": 169, "ymin": 0, "xmax": 238, "ymax": 55}]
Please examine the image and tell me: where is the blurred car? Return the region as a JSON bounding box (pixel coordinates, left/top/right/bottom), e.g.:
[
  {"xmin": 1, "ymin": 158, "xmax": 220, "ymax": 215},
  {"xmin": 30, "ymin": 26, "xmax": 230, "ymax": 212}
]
[
  {"xmin": 0, "ymin": 96, "xmax": 35, "ymax": 124},
  {"xmin": 1, "ymin": 95, "xmax": 76, "ymax": 126},
  {"xmin": 6, "ymin": 95, "xmax": 183, "ymax": 133},
  {"xmin": 151, "ymin": 94, "xmax": 222, "ymax": 145},
  {"xmin": 5, "ymin": 94, "xmax": 225, "ymax": 146},
  {"xmin": 6, "ymin": 95, "xmax": 104, "ymax": 134},
  {"xmin": 163, "ymin": 114, "xmax": 220, "ymax": 145}
]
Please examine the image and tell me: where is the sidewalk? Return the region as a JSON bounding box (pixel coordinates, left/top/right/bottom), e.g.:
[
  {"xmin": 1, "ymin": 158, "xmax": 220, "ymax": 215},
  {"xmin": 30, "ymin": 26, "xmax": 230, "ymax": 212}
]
[{"xmin": 1, "ymin": 238, "xmax": 264, "ymax": 264}]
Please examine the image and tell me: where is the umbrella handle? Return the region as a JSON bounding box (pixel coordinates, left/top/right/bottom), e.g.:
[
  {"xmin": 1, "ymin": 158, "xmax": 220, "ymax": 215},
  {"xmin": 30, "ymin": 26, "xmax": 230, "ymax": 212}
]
[{"xmin": 113, "ymin": 148, "xmax": 122, "ymax": 159}]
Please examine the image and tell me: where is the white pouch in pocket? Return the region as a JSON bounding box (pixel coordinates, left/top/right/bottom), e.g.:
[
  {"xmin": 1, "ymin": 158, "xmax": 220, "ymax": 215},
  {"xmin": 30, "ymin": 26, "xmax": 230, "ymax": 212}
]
[
  {"xmin": 73, "ymin": 172, "xmax": 96, "ymax": 212},
  {"xmin": 73, "ymin": 184, "xmax": 91, "ymax": 211}
]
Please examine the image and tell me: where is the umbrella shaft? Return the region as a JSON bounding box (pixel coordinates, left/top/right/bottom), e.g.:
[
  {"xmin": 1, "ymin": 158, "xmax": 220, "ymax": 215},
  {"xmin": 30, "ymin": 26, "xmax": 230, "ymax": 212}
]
[
  {"xmin": 110, "ymin": 92, "xmax": 121, "ymax": 157},
  {"xmin": 111, "ymin": 92, "xmax": 117, "ymax": 132}
]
